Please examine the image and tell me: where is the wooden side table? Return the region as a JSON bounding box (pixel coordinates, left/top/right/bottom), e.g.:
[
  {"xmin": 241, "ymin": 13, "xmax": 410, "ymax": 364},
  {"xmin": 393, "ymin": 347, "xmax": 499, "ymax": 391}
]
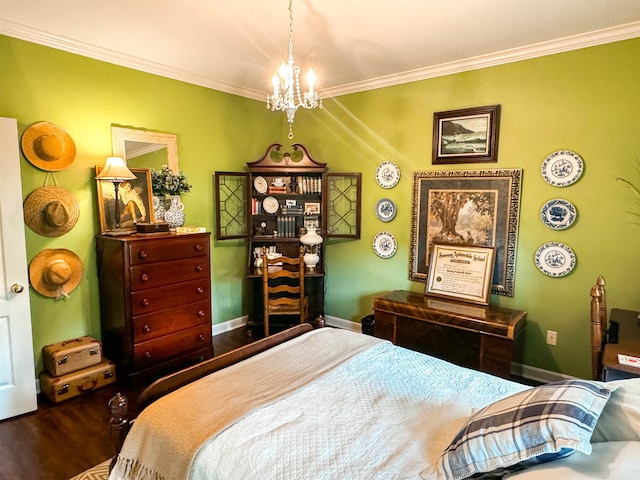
[
  {"xmin": 603, "ymin": 308, "xmax": 640, "ymax": 381},
  {"xmin": 373, "ymin": 290, "xmax": 526, "ymax": 378}
]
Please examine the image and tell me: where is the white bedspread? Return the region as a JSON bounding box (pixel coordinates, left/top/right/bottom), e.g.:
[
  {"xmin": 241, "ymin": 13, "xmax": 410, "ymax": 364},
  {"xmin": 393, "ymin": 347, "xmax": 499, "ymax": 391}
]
[
  {"xmin": 111, "ymin": 328, "xmax": 528, "ymax": 480},
  {"xmin": 190, "ymin": 336, "xmax": 528, "ymax": 479}
]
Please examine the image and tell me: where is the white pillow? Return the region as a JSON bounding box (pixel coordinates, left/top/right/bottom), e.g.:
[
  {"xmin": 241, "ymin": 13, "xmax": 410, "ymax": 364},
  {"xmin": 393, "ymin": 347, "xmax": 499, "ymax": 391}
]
[
  {"xmin": 502, "ymin": 441, "xmax": 640, "ymax": 479},
  {"xmin": 592, "ymin": 378, "xmax": 640, "ymax": 442}
]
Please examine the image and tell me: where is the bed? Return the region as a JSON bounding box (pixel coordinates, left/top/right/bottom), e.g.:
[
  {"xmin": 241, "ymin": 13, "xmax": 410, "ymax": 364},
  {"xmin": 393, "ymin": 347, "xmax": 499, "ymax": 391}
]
[{"xmin": 108, "ymin": 324, "xmax": 640, "ymax": 480}]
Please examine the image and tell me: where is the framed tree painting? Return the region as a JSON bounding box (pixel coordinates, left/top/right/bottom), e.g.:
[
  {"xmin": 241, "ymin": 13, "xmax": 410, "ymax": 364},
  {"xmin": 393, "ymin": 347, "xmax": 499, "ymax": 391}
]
[
  {"xmin": 409, "ymin": 169, "xmax": 522, "ymax": 296},
  {"xmin": 432, "ymin": 104, "xmax": 501, "ymax": 164}
]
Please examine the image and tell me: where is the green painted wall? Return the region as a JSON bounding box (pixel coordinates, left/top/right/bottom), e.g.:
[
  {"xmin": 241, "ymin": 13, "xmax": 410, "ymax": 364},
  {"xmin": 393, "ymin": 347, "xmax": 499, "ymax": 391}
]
[
  {"xmin": 295, "ymin": 38, "xmax": 640, "ymax": 378},
  {"xmin": 2, "ymin": 33, "xmax": 639, "ymax": 379},
  {"xmin": 0, "ymin": 35, "xmax": 278, "ymax": 374}
]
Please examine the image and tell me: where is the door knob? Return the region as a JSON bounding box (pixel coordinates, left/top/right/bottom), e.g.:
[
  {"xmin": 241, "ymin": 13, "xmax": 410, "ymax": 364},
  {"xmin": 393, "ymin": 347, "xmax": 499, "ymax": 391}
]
[{"xmin": 11, "ymin": 283, "xmax": 25, "ymax": 294}]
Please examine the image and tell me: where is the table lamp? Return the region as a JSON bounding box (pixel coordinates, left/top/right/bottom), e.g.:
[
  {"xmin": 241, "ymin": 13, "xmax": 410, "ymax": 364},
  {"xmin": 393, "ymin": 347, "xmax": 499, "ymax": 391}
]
[{"xmin": 96, "ymin": 156, "xmax": 136, "ymax": 234}]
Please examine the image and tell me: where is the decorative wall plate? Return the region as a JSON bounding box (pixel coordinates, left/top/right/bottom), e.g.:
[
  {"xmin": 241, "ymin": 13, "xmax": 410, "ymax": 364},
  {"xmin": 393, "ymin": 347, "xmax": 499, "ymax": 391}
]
[
  {"xmin": 253, "ymin": 176, "xmax": 268, "ymax": 194},
  {"xmin": 373, "ymin": 231, "xmax": 397, "ymax": 258},
  {"xmin": 534, "ymin": 242, "xmax": 576, "ymax": 277},
  {"xmin": 376, "ymin": 161, "xmax": 401, "ymax": 189},
  {"xmin": 262, "ymin": 196, "xmax": 279, "ymax": 214},
  {"xmin": 541, "ymin": 150, "xmax": 584, "ymax": 187},
  {"xmin": 540, "ymin": 198, "xmax": 577, "ymax": 230},
  {"xmin": 375, "ymin": 198, "xmax": 397, "ymax": 222}
]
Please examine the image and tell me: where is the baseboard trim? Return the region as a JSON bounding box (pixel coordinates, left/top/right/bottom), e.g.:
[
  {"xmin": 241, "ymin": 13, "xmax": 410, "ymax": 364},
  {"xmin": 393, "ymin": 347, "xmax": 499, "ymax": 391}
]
[
  {"xmin": 212, "ymin": 315, "xmax": 248, "ymax": 335},
  {"xmin": 511, "ymin": 362, "xmax": 575, "ymax": 384},
  {"xmin": 211, "ymin": 317, "xmax": 570, "ymax": 384}
]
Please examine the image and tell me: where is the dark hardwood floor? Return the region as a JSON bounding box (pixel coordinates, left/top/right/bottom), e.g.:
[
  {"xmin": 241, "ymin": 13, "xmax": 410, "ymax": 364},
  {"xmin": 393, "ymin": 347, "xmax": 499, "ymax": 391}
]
[{"xmin": 0, "ymin": 327, "xmax": 258, "ymax": 480}]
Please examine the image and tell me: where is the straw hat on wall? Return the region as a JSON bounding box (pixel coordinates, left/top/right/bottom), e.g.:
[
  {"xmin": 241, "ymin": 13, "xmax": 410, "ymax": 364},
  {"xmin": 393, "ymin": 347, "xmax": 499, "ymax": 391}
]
[
  {"xmin": 23, "ymin": 186, "xmax": 80, "ymax": 237},
  {"xmin": 29, "ymin": 249, "xmax": 83, "ymax": 299},
  {"xmin": 21, "ymin": 122, "xmax": 76, "ymax": 171}
]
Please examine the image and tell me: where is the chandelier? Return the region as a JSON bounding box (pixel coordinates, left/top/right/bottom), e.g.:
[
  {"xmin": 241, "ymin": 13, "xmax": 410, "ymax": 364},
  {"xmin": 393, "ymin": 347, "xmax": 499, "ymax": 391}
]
[{"xmin": 267, "ymin": 0, "xmax": 322, "ymax": 139}]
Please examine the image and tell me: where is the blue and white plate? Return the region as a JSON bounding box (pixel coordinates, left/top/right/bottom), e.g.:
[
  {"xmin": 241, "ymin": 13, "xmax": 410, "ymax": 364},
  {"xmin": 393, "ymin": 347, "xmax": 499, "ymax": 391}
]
[
  {"xmin": 375, "ymin": 198, "xmax": 397, "ymax": 222},
  {"xmin": 535, "ymin": 242, "xmax": 576, "ymax": 277},
  {"xmin": 373, "ymin": 231, "xmax": 397, "ymax": 258},
  {"xmin": 540, "ymin": 198, "xmax": 577, "ymax": 230},
  {"xmin": 541, "ymin": 150, "xmax": 584, "ymax": 187},
  {"xmin": 376, "ymin": 161, "xmax": 401, "ymax": 189}
]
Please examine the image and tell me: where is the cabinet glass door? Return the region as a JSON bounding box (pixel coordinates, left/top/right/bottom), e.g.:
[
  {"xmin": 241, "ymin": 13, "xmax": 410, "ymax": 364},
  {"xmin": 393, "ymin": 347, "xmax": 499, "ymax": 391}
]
[
  {"xmin": 214, "ymin": 172, "xmax": 248, "ymax": 240},
  {"xmin": 325, "ymin": 173, "xmax": 361, "ymax": 239}
]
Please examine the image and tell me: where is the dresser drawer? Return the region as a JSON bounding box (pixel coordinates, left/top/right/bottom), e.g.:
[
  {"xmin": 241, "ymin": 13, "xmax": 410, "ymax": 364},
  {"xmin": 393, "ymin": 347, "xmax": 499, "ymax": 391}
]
[
  {"xmin": 133, "ymin": 301, "xmax": 211, "ymax": 342},
  {"xmin": 128, "ymin": 235, "xmax": 209, "ymax": 265},
  {"xmin": 133, "ymin": 324, "xmax": 212, "ymax": 368},
  {"xmin": 131, "ymin": 279, "xmax": 210, "ymax": 316},
  {"xmin": 130, "ymin": 257, "xmax": 209, "ymax": 291}
]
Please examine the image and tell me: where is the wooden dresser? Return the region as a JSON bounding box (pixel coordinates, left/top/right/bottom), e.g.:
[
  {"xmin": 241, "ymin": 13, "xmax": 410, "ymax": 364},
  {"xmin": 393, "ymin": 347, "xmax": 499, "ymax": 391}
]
[
  {"xmin": 373, "ymin": 290, "xmax": 526, "ymax": 378},
  {"xmin": 96, "ymin": 232, "xmax": 213, "ymax": 386}
]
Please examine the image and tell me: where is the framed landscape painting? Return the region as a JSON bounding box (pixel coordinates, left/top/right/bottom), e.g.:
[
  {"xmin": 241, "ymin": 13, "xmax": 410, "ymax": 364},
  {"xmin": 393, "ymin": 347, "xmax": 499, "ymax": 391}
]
[{"xmin": 432, "ymin": 104, "xmax": 501, "ymax": 164}]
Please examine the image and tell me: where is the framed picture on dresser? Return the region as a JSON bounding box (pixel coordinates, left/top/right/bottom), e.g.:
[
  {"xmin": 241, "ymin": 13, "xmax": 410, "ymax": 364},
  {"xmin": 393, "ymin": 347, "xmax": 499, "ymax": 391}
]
[{"xmin": 95, "ymin": 167, "xmax": 153, "ymax": 234}]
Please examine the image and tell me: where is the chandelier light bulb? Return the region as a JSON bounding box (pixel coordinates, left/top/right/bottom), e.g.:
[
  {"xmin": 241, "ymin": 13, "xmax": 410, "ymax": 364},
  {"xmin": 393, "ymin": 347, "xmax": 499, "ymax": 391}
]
[{"xmin": 266, "ymin": 0, "xmax": 322, "ymax": 139}]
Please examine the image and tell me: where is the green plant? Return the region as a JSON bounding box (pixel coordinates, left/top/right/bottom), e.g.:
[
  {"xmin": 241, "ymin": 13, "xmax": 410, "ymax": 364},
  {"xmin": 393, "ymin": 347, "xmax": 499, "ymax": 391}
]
[
  {"xmin": 617, "ymin": 162, "xmax": 640, "ymax": 224},
  {"xmin": 151, "ymin": 165, "xmax": 192, "ymax": 196}
]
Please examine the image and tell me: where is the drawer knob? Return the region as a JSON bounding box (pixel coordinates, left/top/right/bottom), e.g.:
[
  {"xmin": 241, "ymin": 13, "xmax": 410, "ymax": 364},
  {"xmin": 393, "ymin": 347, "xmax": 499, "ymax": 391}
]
[
  {"xmin": 197, "ymin": 310, "xmax": 205, "ymax": 317},
  {"xmin": 139, "ymin": 250, "xmax": 148, "ymax": 259},
  {"xmin": 194, "ymin": 244, "xmax": 202, "ymax": 252},
  {"xmin": 195, "ymin": 265, "xmax": 203, "ymax": 272},
  {"xmin": 144, "ymin": 351, "xmax": 151, "ymax": 360},
  {"xmin": 196, "ymin": 287, "xmax": 204, "ymax": 294},
  {"xmin": 140, "ymin": 273, "xmax": 149, "ymax": 282},
  {"xmin": 141, "ymin": 298, "xmax": 150, "ymax": 307},
  {"xmin": 143, "ymin": 324, "xmax": 151, "ymax": 333},
  {"xmin": 198, "ymin": 334, "xmax": 205, "ymax": 342}
]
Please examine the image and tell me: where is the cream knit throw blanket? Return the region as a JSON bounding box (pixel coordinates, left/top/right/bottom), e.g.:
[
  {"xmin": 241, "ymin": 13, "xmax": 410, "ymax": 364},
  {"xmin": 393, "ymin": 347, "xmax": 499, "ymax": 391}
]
[{"xmin": 109, "ymin": 328, "xmax": 384, "ymax": 480}]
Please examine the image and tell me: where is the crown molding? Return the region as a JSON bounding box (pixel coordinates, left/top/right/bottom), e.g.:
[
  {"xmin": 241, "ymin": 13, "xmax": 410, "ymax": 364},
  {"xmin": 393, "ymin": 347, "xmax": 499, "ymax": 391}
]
[
  {"xmin": 322, "ymin": 21, "xmax": 640, "ymax": 98},
  {"xmin": 0, "ymin": 19, "xmax": 264, "ymax": 100},
  {"xmin": 2, "ymin": 19, "xmax": 639, "ymax": 101}
]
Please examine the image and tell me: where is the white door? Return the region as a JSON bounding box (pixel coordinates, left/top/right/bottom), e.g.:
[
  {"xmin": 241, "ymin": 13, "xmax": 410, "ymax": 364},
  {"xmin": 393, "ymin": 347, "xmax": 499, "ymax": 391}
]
[{"xmin": 0, "ymin": 117, "xmax": 38, "ymax": 420}]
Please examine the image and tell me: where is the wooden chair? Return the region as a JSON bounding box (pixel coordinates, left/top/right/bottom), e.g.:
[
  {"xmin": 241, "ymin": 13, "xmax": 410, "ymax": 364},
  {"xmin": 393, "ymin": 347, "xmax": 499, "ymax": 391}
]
[
  {"xmin": 590, "ymin": 275, "xmax": 607, "ymax": 380},
  {"xmin": 262, "ymin": 246, "xmax": 307, "ymax": 337}
]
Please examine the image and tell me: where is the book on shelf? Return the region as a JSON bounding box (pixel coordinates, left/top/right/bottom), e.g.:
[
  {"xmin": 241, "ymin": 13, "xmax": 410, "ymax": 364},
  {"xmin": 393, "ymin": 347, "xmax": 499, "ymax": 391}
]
[{"xmin": 175, "ymin": 226, "xmax": 207, "ymax": 233}]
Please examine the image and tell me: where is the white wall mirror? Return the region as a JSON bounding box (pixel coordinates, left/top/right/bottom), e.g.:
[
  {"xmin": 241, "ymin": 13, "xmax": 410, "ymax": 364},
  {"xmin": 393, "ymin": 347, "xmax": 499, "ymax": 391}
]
[{"xmin": 111, "ymin": 126, "xmax": 179, "ymax": 173}]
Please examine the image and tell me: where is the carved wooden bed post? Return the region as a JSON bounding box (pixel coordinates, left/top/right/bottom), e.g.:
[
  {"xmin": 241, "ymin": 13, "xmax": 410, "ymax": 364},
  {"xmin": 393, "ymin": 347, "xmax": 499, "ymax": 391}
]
[
  {"xmin": 109, "ymin": 391, "xmax": 130, "ymax": 470},
  {"xmin": 590, "ymin": 275, "xmax": 607, "ymax": 381}
]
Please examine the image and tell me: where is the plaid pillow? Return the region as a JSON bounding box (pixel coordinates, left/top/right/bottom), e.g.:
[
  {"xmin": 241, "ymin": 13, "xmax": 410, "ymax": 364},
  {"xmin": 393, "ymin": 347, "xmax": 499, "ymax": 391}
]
[{"xmin": 438, "ymin": 380, "xmax": 615, "ymax": 479}]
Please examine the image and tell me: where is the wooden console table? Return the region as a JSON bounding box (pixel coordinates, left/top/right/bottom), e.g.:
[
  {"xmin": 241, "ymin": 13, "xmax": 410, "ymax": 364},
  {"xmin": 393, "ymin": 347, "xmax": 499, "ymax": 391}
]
[
  {"xmin": 603, "ymin": 308, "xmax": 640, "ymax": 381},
  {"xmin": 373, "ymin": 290, "xmax": 526, "ymax": 378}
]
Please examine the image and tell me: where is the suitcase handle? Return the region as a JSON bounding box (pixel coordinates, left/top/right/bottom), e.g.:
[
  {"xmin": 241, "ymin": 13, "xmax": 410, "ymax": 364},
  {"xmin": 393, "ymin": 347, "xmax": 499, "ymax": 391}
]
[
  {"xmin": 61, "ymin": 338, "xmax": 84, "ymax": 346},
  {"xmin": 77, "ymin": 379, "xmax": 98, "ymax": 392}
]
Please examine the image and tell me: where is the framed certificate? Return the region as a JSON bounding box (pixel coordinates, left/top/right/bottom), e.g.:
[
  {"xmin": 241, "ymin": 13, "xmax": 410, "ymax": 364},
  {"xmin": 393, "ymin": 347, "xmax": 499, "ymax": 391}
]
[{"xmin": 425, "ymin": 243, "xmax": 496, "ymax": 305}]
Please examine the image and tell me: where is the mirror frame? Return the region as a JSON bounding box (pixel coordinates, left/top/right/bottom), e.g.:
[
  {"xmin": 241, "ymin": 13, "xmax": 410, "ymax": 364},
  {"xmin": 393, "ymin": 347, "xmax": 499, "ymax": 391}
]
[{"xmin": 111, "ymin": 126, "xmax": 179, "ymax": 173}]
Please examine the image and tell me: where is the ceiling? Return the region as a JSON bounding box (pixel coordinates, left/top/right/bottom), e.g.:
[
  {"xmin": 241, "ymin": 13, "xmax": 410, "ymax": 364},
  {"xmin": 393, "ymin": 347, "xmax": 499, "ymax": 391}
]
[{"xmin": 2, "ymin": 0, "xmax": 640, "ymax": 101}]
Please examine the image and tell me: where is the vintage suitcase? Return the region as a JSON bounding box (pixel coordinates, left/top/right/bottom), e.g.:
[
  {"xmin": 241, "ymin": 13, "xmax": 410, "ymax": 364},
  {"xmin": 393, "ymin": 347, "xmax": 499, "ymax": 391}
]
[
  {"xmin": 42, "ymin": 336, "xmax": 102, "ymax": 377},
  {"xmin": 39, "ymin": 359, "xmax": 116, "ymax": 403}
]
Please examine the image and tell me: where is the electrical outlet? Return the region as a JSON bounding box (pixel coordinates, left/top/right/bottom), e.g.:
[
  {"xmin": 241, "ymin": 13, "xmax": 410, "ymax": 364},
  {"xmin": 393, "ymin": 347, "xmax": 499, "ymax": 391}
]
[{"xmin": 546, "ymin": 330, "xmax": 558, "ymax": 346}]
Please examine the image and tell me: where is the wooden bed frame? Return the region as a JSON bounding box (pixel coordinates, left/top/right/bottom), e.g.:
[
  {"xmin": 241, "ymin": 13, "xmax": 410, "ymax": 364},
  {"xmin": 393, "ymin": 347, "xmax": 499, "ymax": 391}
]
[{"xmin": 108, "ymin": 323, "xmax": 314, "ymax": 465}]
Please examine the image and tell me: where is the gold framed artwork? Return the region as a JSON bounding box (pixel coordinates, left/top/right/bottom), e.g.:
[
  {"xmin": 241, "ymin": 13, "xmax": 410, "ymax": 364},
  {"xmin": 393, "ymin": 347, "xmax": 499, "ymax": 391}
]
[
  {"xmin": 409, "ymin": 169, "xmax": 522, "ymax": 297},
  {"xmin": 95, "ymin": 166, "xmax": 154, "ymax": 234}
]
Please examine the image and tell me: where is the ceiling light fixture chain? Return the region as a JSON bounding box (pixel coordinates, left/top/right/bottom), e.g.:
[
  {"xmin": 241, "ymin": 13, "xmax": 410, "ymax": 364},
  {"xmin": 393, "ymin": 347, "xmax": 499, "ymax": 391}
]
[{"xmin": 266, "ymin": 0, "xmax": 322, "ymax": 139}]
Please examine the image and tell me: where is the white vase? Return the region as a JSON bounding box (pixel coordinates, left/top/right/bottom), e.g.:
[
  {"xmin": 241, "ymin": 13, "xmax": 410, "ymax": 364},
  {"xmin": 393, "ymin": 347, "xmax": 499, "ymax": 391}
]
[
  {"xmin": 152, "ymin": 196, "xmax": 166, "ymax": 221},
  {"xmin": 164, "ymin": 195, "xmax": 185, "ymax": 229}
]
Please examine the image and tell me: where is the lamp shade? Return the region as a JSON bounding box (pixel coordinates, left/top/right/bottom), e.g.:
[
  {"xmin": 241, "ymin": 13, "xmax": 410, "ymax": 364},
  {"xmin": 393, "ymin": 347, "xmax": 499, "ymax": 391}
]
[
  {"xmin": 300, "ymin": 226, "xmax": 323, "ymax": 246},
  {"xmin": 96, "ymin": 156, "xmax": 136, "ymax": 181}
]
